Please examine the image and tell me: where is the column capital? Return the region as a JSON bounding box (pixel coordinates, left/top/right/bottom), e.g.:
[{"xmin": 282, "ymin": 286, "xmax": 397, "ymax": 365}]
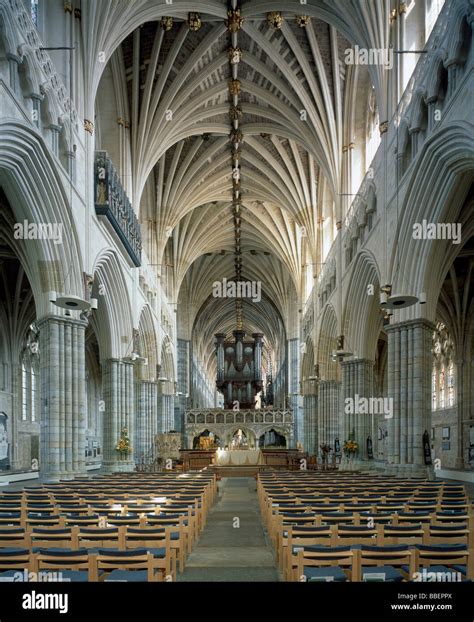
[
  {"xmin": 101, "ymin": 357, "xmax": 135, "ymax": 369},
  {"xmin": 340, "ymin": 357, "xmax": 374, "ymax": 367},
  {"xmin": 385, "ymin": 318, "xmax": 435, "ymax": 334},
  {"xmin": 36, "ymin": 314, "xmax": 88, "ymax": 331}
]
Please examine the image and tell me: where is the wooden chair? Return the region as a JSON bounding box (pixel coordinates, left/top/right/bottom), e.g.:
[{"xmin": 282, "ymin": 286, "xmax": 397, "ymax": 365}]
[
  {"xmin": 413, "ymin": 543, "xmax": 473, "ymax": 582},
  {"xmin": 0, "ymin": 527, "xmax": 30, "ymax": 548},
  {"xmin": 295, "ymin": 545, "xmax": 357, "ymax": 582},
  {"xmin": 29, "ymin": 526, "xmax": 78, "ymax": 550},
  {"xmin": 95, "ymin": 548, "xmax": 158, "ymax": 582},
  {"xmin": 283, "ymin": 525, "xmax": 333, "ymax": 581},
  {"xmin": 123, "ymin": 526, "xmax": 176, "ymax": 579},
  {"xmin": 0, "ymin": 548, "xmax": 33, "ymax": 580},
  {"xmin": 356, "ymin": 545, "xmax": 414, "ymax": 582},
  {"xmin": 76, "ymin": 526, "xmax": 124, "ymax": 549},
  {"xmin": 35, "ymin": 548, "xmax": 97, "ymax": 582},
  {"xmin": 378, "ymin": 524, "xmax": 424, "ymax": 546}
]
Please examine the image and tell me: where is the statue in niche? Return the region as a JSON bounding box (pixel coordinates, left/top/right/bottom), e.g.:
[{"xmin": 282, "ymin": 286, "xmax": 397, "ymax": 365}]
[{"xmin": 96, "ymin": 179, "xmax": 107, "ymax": 204}]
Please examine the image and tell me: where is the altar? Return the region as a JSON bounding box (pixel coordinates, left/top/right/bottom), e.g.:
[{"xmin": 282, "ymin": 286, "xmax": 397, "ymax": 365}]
[{"xmin": 215, "ymin": 448, "xmax": 263, "ymax": 466}]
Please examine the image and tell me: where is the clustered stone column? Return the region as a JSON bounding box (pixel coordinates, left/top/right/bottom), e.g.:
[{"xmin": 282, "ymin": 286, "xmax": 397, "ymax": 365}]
[
  {"xmin": 135, "ymin": 380, "xmax": 158, "ymax": 463},
  {"xmin": 175, "ymin": 339, "xmax": 190, "ymax": 439},
  {"xmin": 287, "ymin": 338, "xmax": 302, "ymax": 447},
  {"xmin": 340, "ymin": 358, "xmax": 374, "ymax": 461},
  {"xmin": 317, "ymin": 380, "xmax": 340, "ymax": 449},
  {"xmin": 158, "ymin": 383, "xmax": 175, "ymax": 433},
  {"xmin": 101, "ymin": 359, "xmax": 135, "ymax": 472},
  {"xmin": 386, "ymin": 319, "xmax": 434, "ymax": 477},
  {"xmin": 38, "ymin": 316, "xmax": 87, "ymax": 480},
  {"xmin": 303, "ymin": 393, "xmax": 318, "ymax": 455}
]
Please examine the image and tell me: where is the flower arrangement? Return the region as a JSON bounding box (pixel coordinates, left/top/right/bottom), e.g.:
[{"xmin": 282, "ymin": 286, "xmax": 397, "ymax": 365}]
[
  {"xmin": 115, "ymin": 427, "xmax": 131, "ymax": 455},
  {"xmin": 343, "ymin": 439, "xmax": 358, "ymax": 455}
]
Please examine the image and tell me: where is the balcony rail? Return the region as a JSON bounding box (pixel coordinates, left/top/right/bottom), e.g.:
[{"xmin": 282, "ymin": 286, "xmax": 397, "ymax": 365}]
[{"xmin": 95, "ymin": 151, "xmax": 142, "ymax": 266}]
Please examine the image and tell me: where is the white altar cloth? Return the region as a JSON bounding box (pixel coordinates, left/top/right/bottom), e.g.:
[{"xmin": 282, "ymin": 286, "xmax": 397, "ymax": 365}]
[{"xmin": 215, "ymin": 449, "xmax": 263, "ymax": 466}]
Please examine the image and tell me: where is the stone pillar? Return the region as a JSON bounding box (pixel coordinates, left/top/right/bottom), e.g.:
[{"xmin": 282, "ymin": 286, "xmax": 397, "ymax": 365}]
[
  {"xmin": 287, "ymin": 338, "xmax": 301, "ymax": 446},
  {"xmin": 340, "ymin": 358, "xmax": 374, "ymax": 461},
  {"xmin": 38, "ymin": 316, "xmax": 87, "ymax": 480},
  {"xmin": 454, "ymin": 354, "xmax": 463, "ymax": 470},
  {"xmin": 317, "ymin": 380, "xmax": 340, "ymax": 449},
  {"xmin": 386, "ymin": 319, "xmax": 435, "ymax": 477},
  {"xmin": 135, "ymin": 380, "xmax": 158, "ymax": 464},
  {"xmin": 176, "ymin": 339, "xmax": 190, "ymax": 438},
  {"xmin": 303, "ymin": 393, "xmax": 318, "ymax": 454},
  {"xmin": 101, "ymin": 359, "xmax": 135, "ymax": 472},
  {"xmin": 158, "ymin": 385, "xmax": 174, "ymax": 434}
]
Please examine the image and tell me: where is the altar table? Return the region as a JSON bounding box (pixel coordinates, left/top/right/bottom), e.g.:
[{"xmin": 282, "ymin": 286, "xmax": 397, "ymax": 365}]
[{"xmin": 215, "ymin": 449, "xmax": 264, "ymax": 466}]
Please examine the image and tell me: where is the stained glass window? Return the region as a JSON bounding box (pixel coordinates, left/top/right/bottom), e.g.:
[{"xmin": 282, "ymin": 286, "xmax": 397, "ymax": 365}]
[
  {"xmin": 447, "ymin": 361, "xmax": 455, "ymax": 407},
  {"xmin": 21, "ymin": 348, "xmax": 39, "ymax": 422},
  {"xmin": 21, "ymin": 363, "xmax": 28, "ymax": 421},
  {"xmin": 432, "ymin": 321, "xmax": 455, "ymax": 410},
  {"xmin": 31, "ymin": 366, "xmax": 37, "ymax": 422},
  {"xmin": 439, "ymin": 367, "xmax": 445, "ymax": 409}
]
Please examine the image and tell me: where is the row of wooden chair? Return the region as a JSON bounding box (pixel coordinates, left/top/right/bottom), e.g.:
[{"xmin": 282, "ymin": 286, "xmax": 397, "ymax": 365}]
[
  {"xmin": 291, "ymin": 543, "xmax": 473, "ymax": 582},
  {"xmin": 278, "ymin": 522, "xmax": 474, "ymax": 580},
  {"xmin": 0, "ymin": 473, "xmax": 217, "ymax": 581},
  {"xmin": 0, "ymin": 548, "xmax": 169, "ymax": 582},
  {"xmin": 258, "ymin": 472, "xmax": 473, "ymax": 583}
]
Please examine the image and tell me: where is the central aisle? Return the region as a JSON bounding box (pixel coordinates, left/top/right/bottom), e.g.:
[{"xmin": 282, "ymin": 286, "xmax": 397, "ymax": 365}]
[{"xmin": 177, "ymin": 477, "xmax": 281, "ymax": 582}]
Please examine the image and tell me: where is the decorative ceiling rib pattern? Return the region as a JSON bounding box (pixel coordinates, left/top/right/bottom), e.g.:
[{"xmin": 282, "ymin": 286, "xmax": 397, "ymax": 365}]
[{"xmin": 93, "ymin": 1, "xmax": 388, "ymax": 378}]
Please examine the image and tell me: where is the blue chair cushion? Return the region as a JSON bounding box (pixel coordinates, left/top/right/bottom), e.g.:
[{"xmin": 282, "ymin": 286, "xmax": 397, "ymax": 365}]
[
  {"xmin": 304, "ymin": 566, "xmax": 348, "ymax": 582},
  {"xmin": 105, "ymin": 569, "xmax": 149, "ymax": 582},
  {"xmin": 0, "ymin": 547, "xmax": 29, "ymax": 555},
  {"xmin": 416, "ymin": 543, "xmax": 466, "ymax": 552},
  {"xmin": 361, "ymin": 566, "xmax": 404, "ymax": 582},
  {"xmin": 37, "ymin": 547, "xmax": 88, "ymax": 556}
]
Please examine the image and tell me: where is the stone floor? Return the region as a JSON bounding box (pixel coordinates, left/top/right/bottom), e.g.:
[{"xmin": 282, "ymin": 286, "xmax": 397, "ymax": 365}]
[{"xmin": 177, "ymin": 477, "xmax": 281, "ymax": 582}]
